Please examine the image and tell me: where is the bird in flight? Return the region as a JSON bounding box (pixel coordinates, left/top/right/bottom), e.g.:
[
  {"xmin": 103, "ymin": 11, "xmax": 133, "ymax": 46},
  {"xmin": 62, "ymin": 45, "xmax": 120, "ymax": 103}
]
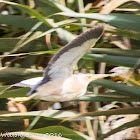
[{"xmin": 10, "ymin": 25, "xmax": 109, "ymax": 103}]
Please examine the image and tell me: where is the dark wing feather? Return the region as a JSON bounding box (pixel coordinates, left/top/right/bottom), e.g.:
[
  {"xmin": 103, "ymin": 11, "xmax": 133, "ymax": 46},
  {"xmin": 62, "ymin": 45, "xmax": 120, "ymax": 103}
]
[
  {"xmin": 27, "ymin": 25, "xmax": 104, "ymax": 96},
  {"xmin": 43, "ymin": 25, "xmax": 104, "ymax": 82}
]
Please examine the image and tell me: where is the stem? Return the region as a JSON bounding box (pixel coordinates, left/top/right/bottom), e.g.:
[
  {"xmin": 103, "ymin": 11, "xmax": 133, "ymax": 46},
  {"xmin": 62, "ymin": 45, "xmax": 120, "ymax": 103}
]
[
  {"xmin": 94, "ymin": 86, "xmax": 105, "ymax": 134},
  {"xmin": 77, "ymin": 0, "xmax": 87, "ymax": 32},
  {"xmin": 86, "ymin": 120, "xmax": 96, "ymax": 140}
]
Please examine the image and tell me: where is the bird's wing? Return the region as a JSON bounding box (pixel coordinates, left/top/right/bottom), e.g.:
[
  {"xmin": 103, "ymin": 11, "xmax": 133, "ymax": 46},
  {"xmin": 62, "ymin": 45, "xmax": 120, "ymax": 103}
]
[
  {"xmin": 13, "ymin": 77, "xmax": 43, "ymax": 88},
  {"xmin": 42, "ymin": 25, "xmax": 104, "ymax": 83}
]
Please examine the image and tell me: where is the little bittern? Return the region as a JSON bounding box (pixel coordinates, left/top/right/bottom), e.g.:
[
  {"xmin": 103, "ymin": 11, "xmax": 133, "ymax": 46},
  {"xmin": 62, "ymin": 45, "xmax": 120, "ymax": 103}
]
[{"xmin": 11, "ymin": 25, "xmax": 109, "ymax": 103}]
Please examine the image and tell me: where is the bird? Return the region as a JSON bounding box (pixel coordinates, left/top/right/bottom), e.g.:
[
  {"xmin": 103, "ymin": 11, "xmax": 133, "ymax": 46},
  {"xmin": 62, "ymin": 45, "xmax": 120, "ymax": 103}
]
[{"xmin": 10, "ymin": 25, "xmax": 110, "ymax": 103}]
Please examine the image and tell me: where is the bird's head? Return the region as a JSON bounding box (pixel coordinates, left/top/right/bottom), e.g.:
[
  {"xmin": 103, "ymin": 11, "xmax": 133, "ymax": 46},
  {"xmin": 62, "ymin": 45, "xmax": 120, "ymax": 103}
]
[
  {"xmin": 86, "ymin": 73, "xmax": 110, "ymax": 82},
  {"xmin": 76, "ymin": 73, "xmax": 110, "ymax": 84}
]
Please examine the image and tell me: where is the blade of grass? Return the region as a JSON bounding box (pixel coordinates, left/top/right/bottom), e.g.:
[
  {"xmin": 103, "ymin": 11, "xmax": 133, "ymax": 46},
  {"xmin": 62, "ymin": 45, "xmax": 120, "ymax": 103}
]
[
  {"xmin": 75, "ymin": 94, "xmax": 140, "ymax": 102},
  {"xmin": 84, "ymin": 54, "xmax": 140, "ymax": 68},
  {"xmin": 90, "ymin": 48, "xmax": 140, "ymax": 57},
  {"xmin": 57, "ymin": 12, "xmax": 140, "ymax": 32},
  {"xmin": 0, "ymin": 14, "xmax": 50, "ymax": 31},
  {"xmin": 99, "ymin": 118, "xmax": 140, "ymax": 140},
  {"xmin": 62, "ymin": 107, "xmax": 140, "ymax": 122},
  {"xmin": 0, "ymin": 0, "xmax": 51, "ymax": 26},
  {"xmin": 92, "ymin": 79, "xmax": 140, "ymax": 97}
]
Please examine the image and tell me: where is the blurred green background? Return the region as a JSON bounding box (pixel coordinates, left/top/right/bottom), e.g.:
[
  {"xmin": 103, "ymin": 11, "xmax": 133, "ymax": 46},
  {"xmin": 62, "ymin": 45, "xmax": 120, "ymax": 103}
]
[{"xmin": 0, "ymin": 0, "xmax": 140, "ymax": 139}]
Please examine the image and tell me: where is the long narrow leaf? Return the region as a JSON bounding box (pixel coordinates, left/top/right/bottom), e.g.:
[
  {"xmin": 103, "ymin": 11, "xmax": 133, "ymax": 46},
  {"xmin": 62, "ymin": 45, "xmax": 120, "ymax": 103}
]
[
  {"xmin": 0, "ymin": 110, "xmax": 93, "ymax": 121},
  {"xmin": 90, "ymin": 48, "xmax": 140, "ymax": 57},
  {"xmin": 84, "ymin": 54, "xmax": 140, "ymax": 68},
  {"xmin": 0, "ymin": 14, "xmax": 50, "ymax": 31},
  {"xmin": 75, "ymin": 94, "xmax": 139, "ymax": 102},
  {"xmin": 0, "ymin": 87, "xmax": 29, "ymax": 98},
  {"xmin": 92, "ymin": 79, "xmax": 140, "ymax": 97},
  {"xmin": 39, "ymin": 0, "xmax": 75, "ymax": 13},
  {"xmin": 5, "ymin": 131, "xmax": 71, "ymax": 140},
  {"xmin": 58, "ymin": 12, "xmax": 140, "ymax": 32},
  {"xmin": 29, "ymin": 126, "xmax": 85, "ymax": 140},
  {"xmin": 63, "ymin": 107, "xmax": 140, "ymax": 122},
  {"xmin": 0, "ymin": 67, "xmax": 42, "ymax": 83},
  {"xmin": 0, "ymin": 0, "xmax": 51, "ymax": 26},
  {"xmin": 99, "ymin": 119, "xmax": 140, "ymax": 140}
]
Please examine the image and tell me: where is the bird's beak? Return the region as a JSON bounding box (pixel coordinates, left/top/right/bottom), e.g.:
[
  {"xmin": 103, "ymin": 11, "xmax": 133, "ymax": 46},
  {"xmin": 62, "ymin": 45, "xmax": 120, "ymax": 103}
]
[{"xmin": 90, "ymin": 74, "xmax": 110, "ymax": 80}]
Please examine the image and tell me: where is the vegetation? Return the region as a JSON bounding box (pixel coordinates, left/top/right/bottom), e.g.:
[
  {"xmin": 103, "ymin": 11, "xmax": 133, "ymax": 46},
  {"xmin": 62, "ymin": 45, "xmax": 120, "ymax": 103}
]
[{"xmin": 0, "ymin": 0, "xmax": 140, "ymax": 139}]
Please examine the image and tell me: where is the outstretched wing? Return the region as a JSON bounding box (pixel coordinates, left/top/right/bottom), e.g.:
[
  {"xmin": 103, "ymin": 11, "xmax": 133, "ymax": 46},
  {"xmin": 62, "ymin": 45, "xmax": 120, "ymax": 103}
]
[
  {"xmin": 32, "ymin": 25, "xmax": 104, "ymax": 88},
  {"xmin": 27, "ymin": 25, "xmax": 104, "ymax": 96},
  {"xmin": 43, "ymin": 25, "xmax": 104, "ymax": 82},
  {"xmin": 13, "ymin": 77, "xmax": 43, "ymax": 88}
]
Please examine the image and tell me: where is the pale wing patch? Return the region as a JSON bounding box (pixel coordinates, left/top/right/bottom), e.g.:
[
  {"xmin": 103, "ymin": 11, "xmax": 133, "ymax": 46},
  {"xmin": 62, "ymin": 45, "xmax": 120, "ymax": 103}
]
[
  {"xmin": 13, "ymin": 77, "xmax": 43, "ymax": 88},
  {"xmin": 48, "ymin": 39, "xmax": 96, "ymax": 80},
  {"xmin": 43, "ymin": 25, "xmax": 104, "ymax": 82}
]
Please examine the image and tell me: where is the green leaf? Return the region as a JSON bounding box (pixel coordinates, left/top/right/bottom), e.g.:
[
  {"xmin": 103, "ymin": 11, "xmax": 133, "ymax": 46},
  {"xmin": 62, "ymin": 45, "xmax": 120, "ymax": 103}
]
[
  {"xmin": 90, "ymin": 48, "xmax": 140, "ymax": 57},
  {"xmin": 35, "ymin": 0, "xmax": 61, "ymax": 17},
  {"xmin": 0, "ymin": 117, "xmax": 70, "ymax": 132},
  {"xmin": 64, "ymin": 107, "xmax": 140, "ymax": 121},
  {"xmin": 99, "ymin": 119, "xmax": 140, "ymax": 140},
  {"xmin": 0, "ymin": 87, "xmax": 29, "ymax": 98},
  {"xmin": 92, "ymin": 79, "xmax": 140, "ymax": 97},
  {"xmin": 0, "ymin": 110, "xmax": 92, "ymax": 121},
  {"xmin": 37, "ymin": 0, "xmax": 75, "ymax": 14},
  {"xmin": 108, "ymin": 28, "xmax": 140, "ymax": 40},
  {"xmin": 56, "ymin": 19, "xmax": 78, "ymax": 27},
  {"xmin": 84, "ymin": 54, "xmax": 140, "ymax": 68},
  {"xmin": 75, "ymin": 94, "xmax": 140, "ymax": 102},
  {"xmin": 0, "ymin": 0, "xmax": 51, "ymax": 26},
  {"xmin": 57, "ymin": 12, "xmax": 140, "ymax": 32},
  {"xmin": 20, "ymin": 55, "xmax": 38, "ymax": 68},
  {"xmin": 0, "ymin": 38, "xmax": 48, "ymax": 52},
  {"xmin": 2, "ymin": 131, "xmax": 71, "ymax": 140},
  {"xmin": 0, "ymin": 14, "xmax": 50, "ymax": 31},
  {"xmin": 29, "ymin": 126, "xmax": 85, "ymax": 140},
  {"xmin": 0, "ymin": 119, "xmax": 25, "ymax": 131},
  {"xmin": 0, "ymin": 85, "xmax": 9, "ymax": 92},
  {"xmin": 0, "ymin": 67, "xmax": 42, "ymax": 84}
]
